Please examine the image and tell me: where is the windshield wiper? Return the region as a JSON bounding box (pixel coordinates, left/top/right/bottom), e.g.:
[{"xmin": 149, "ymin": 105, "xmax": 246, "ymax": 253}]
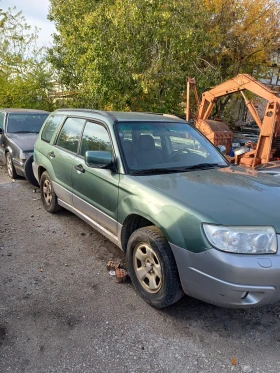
[
  {"xmin": 131, "ymin": 168, "xmax": 184, "ymax": 175},
  {"xmin": 131, "ymin": 163, "xmax": 228, "ymax": 175},
  {"xmin": 181, "ymin": 163, "xmax": 228, "ymax": 170},
  {"xmin": 10, "ymin": 131, "xmax": 37, "ymax": 133}
]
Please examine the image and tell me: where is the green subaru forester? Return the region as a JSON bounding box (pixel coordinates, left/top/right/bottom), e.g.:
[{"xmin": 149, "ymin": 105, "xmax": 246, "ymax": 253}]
[{"xmin": 33, "ymin": 109, "xmax": 280, "ymax": 308}]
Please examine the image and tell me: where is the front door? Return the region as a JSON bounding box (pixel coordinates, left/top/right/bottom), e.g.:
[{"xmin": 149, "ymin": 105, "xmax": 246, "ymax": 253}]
[{"xmin": 72, "ymin": 121, "xmax": 119, "ymax": 236}]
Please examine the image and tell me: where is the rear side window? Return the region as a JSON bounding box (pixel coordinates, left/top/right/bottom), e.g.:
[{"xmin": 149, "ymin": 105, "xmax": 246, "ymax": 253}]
[
  {"xmin": 56, "ymin": 117, "xmax": 85, "ymax": 153},
  {"xmin": 41, "ymin": 115, "xmax": 63, "ymax": 143}
]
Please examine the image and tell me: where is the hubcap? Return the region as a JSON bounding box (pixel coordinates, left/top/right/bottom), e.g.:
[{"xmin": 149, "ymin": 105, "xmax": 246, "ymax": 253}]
[
  {"xmin": 43, "ymin": 179, "xmax": 52, "ymax": 206},
  {"xmin": 6, "ymin": 154, "xmax": 13, "ymax": 177},
  {"xmin": 133, "ymin": 243, "xmax": 162, "ymax": 293}
]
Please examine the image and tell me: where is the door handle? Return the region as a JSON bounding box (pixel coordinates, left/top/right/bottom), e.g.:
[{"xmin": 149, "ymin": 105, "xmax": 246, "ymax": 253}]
[
  {"xmin": 74, "ymin": 164, "xmax": 85, "ymax": 173},
  {"xmin": 48, "ymin": 151, "xmax": 55, "ymax": 159}
]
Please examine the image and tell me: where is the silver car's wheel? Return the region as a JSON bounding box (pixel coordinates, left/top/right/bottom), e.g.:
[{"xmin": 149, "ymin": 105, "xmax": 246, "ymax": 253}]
[
  {"xmin": 133, "ymin": 243, "xmax": 162, "ymax": 293},
  {"xmin": 6, "ymin": 152, "xmax": 17, "ymax": 179}
]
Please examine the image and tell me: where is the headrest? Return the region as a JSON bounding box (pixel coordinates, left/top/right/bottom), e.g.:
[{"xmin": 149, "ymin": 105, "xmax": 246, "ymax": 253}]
[
  {"xmin": 122, "ymin": 140, "xmax": 133, "ymax": 154},
  {"xmin": 138, "ymin": 135, "xmax": 155, "ymax": 151}
]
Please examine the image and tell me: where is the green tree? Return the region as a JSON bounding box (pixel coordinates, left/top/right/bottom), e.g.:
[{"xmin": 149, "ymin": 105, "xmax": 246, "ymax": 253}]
[
  {"xmin": 0, "ymin": 4, "xmax": 54, "ymax": 110},
  {"xmin": 48, "ymin": 0, "xmax": 280, "ymax": 115}
]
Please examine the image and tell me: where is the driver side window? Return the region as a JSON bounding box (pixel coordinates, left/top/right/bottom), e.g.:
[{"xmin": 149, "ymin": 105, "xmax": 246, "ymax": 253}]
[{"xmin": 80, "ymin": 121, "xmax": 112, "ymax": 157}]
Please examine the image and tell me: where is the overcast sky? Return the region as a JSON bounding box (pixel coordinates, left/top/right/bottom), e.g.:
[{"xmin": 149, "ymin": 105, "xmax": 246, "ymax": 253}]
[{"xmin": 1, "ymin": 0, "xmax": 55, "ymax": 47}]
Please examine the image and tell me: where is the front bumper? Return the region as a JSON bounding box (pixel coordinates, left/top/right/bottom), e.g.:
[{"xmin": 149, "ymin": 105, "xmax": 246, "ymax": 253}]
[
  {"xmin": 12, "ymin": 158, "xmax": 25, "ymax": 176},
  {"xmin": 170, "ymin": 241, "xmax": 280, "ymax": 308}
]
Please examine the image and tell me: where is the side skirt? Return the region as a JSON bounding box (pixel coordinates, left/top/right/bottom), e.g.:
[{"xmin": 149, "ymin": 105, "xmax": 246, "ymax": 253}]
[{"xmin": 58, "ymin": 198, "xmax": 122, "ymax": 249}]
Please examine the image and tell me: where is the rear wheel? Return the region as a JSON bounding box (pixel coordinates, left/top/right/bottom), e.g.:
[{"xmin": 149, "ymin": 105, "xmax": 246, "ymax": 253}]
[
  {"xmin": 127, "ymin": 226, "xmax": 183, "ymax": 308},
  {"xmin": 40, "ymin": 171, "xmax": 61, "ymax": 213},
  {"xmin": 6, "ymin": 152, "xmax": 17, "ymax": 179}
]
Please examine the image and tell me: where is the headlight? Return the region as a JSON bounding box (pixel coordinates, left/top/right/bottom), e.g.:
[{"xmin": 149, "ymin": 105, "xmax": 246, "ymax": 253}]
[{"xmin": 202, "ymin": 224, "xmax": 277, "ymax": 254}]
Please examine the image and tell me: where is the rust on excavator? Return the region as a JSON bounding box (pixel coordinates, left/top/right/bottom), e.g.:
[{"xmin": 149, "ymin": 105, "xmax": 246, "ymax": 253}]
[{"xmin": 186, "ymin": 73, "xmax": 280, "ymax": 169}]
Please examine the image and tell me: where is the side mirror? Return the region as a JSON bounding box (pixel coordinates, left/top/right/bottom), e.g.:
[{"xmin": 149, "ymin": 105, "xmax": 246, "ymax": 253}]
[
  {"xmin": 0, "ymin": 128, "xmax": 3, "ymax": 134},
  {"xmin": 85, "ymin": 150, "xmax": 115, "ymax": 169}
]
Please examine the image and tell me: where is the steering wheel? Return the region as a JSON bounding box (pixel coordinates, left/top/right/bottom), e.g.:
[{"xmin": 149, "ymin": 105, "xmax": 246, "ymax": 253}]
[{"xmin": 168, "ymin": 149, "xmax": 187, "ymax": 161}]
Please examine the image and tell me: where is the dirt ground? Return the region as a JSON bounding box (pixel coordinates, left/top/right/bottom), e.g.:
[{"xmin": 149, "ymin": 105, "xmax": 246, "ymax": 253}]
[{"xmin": 1, "ymin": 165, "xmax": 280, "ymax": 373}]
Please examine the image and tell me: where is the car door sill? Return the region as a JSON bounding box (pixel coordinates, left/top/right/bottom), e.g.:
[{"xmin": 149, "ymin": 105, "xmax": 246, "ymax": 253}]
[{"xmin": 57, "ymin": 199, "xmax": 121, "ymax": 248}]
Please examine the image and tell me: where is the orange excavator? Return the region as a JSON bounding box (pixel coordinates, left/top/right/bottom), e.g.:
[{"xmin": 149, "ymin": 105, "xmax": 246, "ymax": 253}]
[{"xmin": 186, "ymin": 74, "xmax": 280, "ymax": 168}]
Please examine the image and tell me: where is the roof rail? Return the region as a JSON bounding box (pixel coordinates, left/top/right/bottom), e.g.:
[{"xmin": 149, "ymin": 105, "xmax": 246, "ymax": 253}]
[{"xmin": 55, "ymin": 108, "xmax": 117, "ymax": 121}]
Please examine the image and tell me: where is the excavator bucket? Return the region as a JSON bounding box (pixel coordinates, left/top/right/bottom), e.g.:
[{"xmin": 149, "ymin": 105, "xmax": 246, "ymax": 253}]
[{"xmin": 196, "ymin": 119, "xmax": 233, "ymax": 155}]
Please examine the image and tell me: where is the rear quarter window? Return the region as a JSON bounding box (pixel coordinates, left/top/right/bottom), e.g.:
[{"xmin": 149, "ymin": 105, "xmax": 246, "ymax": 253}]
[{"xmin": 41, "ymin": 115, "xmax": 64, "ymax": 143}]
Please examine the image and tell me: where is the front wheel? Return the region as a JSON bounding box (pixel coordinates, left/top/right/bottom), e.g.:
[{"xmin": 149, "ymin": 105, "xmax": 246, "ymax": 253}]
[
  {"xmin": 6, "ymin": 152, "xmax": 17, "ymax": 179},
  {"xmin": 40, "ymin": 171, "xmax": 61, "ymax": 213},
  {"xmin": 126, "ymin": 226, "xmax": 183, "ymax": 308}
]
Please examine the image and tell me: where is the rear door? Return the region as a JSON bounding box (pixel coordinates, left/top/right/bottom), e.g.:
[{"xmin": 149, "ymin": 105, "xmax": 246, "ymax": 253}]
[
  {"xmin": 51, "ymin": 117, "xmax": 85, "ymax": 204},
  {"xmin": 72, "ymin": 120, "xmax": 119, "ymax": 236}
]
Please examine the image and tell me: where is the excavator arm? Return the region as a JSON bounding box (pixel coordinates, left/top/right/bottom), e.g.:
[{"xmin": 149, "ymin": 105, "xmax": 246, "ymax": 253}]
[
  {"xmin": 186, "ymin": 73, "xmax": 280, "ymax": 168},
  {"xmin": 198, "ymin": 74, "xmax": 280, "ymax": 126}
]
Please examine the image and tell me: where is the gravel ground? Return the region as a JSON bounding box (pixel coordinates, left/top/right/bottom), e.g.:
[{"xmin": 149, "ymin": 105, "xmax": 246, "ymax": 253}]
[{"xmin": 1, "ymin": 165, "xmax": 280, "ymax": 373}]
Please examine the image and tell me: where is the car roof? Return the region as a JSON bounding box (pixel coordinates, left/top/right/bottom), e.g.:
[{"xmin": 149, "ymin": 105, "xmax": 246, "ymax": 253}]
[
  {"xmin": 55, "ymin": 109, "xmax": 186, "ymax": 123},
  {"xmin": 0, "ymin": 108, "xmax": 49, "ymax": 114}
]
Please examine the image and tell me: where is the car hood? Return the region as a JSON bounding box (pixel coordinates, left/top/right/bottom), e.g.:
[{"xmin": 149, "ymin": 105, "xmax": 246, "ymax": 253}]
[
  {"xmin": 8, "ymin": 133, "xmax": 38, "ymax": 152},
  {"xmin": 137, "ymin": 166, "xmax": 280, "ymax": 232}
]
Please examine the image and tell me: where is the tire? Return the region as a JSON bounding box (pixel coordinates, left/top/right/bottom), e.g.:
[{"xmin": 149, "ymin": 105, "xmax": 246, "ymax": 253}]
[
  {"xmin": 24, "ymin": 155, "xmax": 39, "ymax": 187},
  {"xmin": 6, "ymin": 152, "xmax": 17, "ymax": 179},
  {"xmin": 40, "ymin": 171, "xmax": 61, "ymax": 213},
  {"xmin": 127, "ymin": 226, "xmax": 183, "ymax": 308}
]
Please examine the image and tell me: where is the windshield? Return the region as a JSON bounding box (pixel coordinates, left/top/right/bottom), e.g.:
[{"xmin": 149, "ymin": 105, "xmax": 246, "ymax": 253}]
[
  {"xmin": 117, "ymin": 121, "xmax": 228, "ymax": 174},
  {"xmin": 7, "ymin": 113, "xmax": 49, "ymax": 133}
]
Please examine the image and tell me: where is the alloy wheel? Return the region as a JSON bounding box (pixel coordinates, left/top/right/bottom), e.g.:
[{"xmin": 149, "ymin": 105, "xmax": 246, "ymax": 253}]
[
  {"xmin": 6, "ymin": 154, "xmax": 13, "ymax": 178},
  {"xmin": 43, "ymin": 179, "xmax": 52, "ymax": 206},
  {"xmin": 133, "ymin": 243, "xmax": 162, "ymax": 293}
]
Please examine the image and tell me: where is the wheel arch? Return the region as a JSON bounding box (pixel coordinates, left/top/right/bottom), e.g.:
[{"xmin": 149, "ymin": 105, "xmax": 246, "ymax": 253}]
[
  {"xmin": 121, "ymin": 214, "xmax": 157, "ymax": 252},
  {"xmin": 38, "ymin": 165, "xmax": 47, "ymax": 182},
  {"xmin": 5, "ymin": 145, "xmax": 13, "ymax": 156},
  {"xmin": 118, "ymin": 193, "xmax": 187, "ymax": 252},
  {"xmin": 120, "ymin": 210, "xmax": 184, "ymax": 253}
]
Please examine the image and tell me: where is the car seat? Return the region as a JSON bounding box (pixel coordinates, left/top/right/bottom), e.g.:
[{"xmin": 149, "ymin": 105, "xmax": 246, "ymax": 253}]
[
  {"xmin": 122, "ymin": 140, "xmax": 135, "ymax": 167},
  {"xmin": 137, "ymin": 134, "xmax": 164, "ymax": 166}
]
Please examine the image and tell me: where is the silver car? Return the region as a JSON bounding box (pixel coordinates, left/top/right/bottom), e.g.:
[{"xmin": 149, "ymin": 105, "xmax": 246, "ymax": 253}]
[{"xmin": 0, "ymin": 108, "xmax": 49, "ymax": 184}]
